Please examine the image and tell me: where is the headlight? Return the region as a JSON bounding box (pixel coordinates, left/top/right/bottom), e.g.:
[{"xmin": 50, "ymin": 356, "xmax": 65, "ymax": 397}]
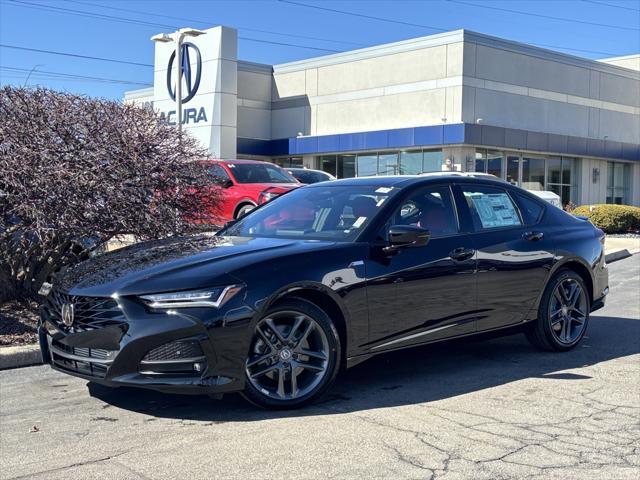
[
  {"xmin": 140, "ymin": 285, "xmax": 242, "ymax": 309},
  {"xmin": 258, "ymin": 191, "xmax": 280, "ymax": 204}
]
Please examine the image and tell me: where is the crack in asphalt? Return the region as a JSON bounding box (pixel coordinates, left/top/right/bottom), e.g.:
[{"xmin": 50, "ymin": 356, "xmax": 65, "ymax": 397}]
[
  {"xmin": 6, "ymin": 451, "xmax": 130, "ymax": 480},
  {"xmin": 318, "ymin": 383, "xmax": 639, "ymax": 478}
]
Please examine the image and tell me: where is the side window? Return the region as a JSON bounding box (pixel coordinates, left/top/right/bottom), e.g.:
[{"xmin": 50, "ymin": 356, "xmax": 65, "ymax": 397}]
[
  {"xmin": 387, "ymin": 185, "xmax": 458, "ymax": 238},
  {"xmin": 208, "ymin": 164, "xmax": 231, "ymax": 186},
  {"xmin": 511, "ymin": 191, "xmax": 544, "ymax": 225},
  {"xmin": 461, "ymin": 185, "xmax": 522, "ymax": 230}
]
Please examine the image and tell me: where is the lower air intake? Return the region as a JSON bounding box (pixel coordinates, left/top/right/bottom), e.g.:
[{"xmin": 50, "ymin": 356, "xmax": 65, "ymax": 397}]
[{"xmin": 142, "ymin": 340, "xmax": 204, "ymax": 362}]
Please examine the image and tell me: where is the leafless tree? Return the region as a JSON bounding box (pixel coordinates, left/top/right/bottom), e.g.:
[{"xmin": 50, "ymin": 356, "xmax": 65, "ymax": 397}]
[{"xmin": 0, "ymin": 87, "xmax": 221, "ymax": 302}]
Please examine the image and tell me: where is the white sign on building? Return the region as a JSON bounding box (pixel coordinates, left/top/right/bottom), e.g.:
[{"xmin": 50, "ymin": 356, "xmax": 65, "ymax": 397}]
[{"xmin": 151, "ymin": 26, "xmax": 238, "ymax": 158}]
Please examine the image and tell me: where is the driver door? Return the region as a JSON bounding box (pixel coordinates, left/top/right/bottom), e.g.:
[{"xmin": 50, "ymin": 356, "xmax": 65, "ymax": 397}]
[{"xmin": 364, "ymin": 184, "xmax": 477, "ymax": 352}]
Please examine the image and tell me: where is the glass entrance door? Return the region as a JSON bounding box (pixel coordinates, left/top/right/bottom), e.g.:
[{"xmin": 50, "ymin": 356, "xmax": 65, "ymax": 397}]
[
  {"xmin": 507, "ymin": 156, "xmax": 520, "ymax": 186},
  {"xmin": 521, "ymin": 157, "xmax": 545, "ymax": 191}
]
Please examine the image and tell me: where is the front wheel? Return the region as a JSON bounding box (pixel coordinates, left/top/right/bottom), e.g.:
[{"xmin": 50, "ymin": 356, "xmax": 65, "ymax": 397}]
[
  {"xmin": 242, "ymin": 298, "xmax": 341, "ymax": 409},
  {"xmin": 526, "ymin": 269, "xmax": 590, "ymax": 351},
  {"xmin": 235, "ymin": 204, "xmax": 255, "ymax": 219}
]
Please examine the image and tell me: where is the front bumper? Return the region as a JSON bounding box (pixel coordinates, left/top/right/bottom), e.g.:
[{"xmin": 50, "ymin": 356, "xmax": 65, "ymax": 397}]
[{"xmin": 40, "ymin": 294, "xmax": 255, "ymax": 395}]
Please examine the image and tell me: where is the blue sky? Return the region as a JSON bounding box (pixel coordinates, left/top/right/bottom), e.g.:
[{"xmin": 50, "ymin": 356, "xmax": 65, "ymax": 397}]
[{"xmin": 1, "ymin": 0, "xmax": 639, "ymax": 100}]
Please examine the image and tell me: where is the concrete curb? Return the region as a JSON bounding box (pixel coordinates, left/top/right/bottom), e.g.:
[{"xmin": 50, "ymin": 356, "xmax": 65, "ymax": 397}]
[
  {"xmin": 605, "ymin": 249, "xmax": 632, "ymax": 264},
  {"xmin": 0, "ymin": 344, "xmax": 42, "ymax": 370}
]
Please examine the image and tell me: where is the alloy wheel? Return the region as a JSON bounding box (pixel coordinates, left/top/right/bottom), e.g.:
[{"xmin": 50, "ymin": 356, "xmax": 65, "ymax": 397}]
[
  {"xmin": 236, "ymin": 204, "xmax": 254, "ymax": 218},
  {"xmin": 245, "ymin": 311, "xmax": 330, "ymax": 400},
  {"xmin": 548, "ymin": 278, "xmax": 588, "ymax": 345}
]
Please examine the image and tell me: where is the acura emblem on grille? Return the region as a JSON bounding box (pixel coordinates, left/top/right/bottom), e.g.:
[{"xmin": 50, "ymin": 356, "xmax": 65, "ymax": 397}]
[{"xmin": 61, "ymin": 303, "xmax": 75, "ymax": 327}]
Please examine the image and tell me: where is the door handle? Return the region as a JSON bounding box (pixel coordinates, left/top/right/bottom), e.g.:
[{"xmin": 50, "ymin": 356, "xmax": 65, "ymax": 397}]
[
  {"xmin": 523, "ymin": 231, "xmax": 544, "ymax": 241},
  {"xmin": 449, "ymin": 247, "xmax": 475, "ymax": 261}
]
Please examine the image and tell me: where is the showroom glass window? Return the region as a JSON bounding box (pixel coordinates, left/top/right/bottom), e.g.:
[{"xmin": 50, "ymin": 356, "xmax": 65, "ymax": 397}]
[
  {"xmin": 273, "ymin": 157, "xmax": 303, "ymax": 168},
  {"xmin": 357, "ymin": 153, "xmax": 378, "ymax": 177},
  {"xmin": 506, "ymin": 155, "xmax": 519, "ymax": 186},
  {"xmin": 338, "ymin": 155, "xmax": 356, "ymax": 178},
  {"xmin": 317, "ymin": 149, "xmax": 443, "ymax": 178},
  {"xmin": 547, "ymin": 157, "xmax": 575, "ymax": 206},
  {"xmin": 378, "ymin": 153, "xmax": 398, "ymax": 175},
  {"xmin": 521, "ymin": 157, "xmax": 545, "ymax": 191},
  {"xmin": 400, "ymin": 150, "xmax": 423, "ymax": 175},
  {"xmin": 320, "ymin": 155, "xmax": 337, "ymax": 177},
  {"xmin": 423, "ymin": 150, "xmax": 444, "ymax": 173},
  {"xmin": 607, "ymin": 162, "xmax": 630, "ymax": 204},
  {"xmin": 475, "ymin": 149, "xmax": 503, "ymax": 179}
]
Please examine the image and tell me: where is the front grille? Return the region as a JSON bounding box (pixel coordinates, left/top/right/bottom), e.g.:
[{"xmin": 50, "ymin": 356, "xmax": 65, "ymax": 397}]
[
  {"xmin": 143, "ymin": 340, "xmax": 204, "ymax": 362},
  {"xmin": 43, "ymin": 289, "xmax": 124, "ymax": 333},
  {"xmin": 51, "ymin": 352, "xmax": 109, "ymax": 378},
  {"xmin": 49, "ymin": 339, "xmax": 115, "ymax": 378},
  {"xmin": 51, "ymin": 339, "xmax": 114, "ymax": 361}
]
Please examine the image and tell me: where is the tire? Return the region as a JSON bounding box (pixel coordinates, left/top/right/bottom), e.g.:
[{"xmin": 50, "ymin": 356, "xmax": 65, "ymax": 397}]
[
  {"xmin": 235, "ymin": 204, "xmax": 255, "ymax": 219},
  {"xmin": 242, "ymin": 298, "xmax": 341, "ymax": 409},
  {"xmin": 526, "ymin": 268, "xmax": 590, "ymax": 352}
]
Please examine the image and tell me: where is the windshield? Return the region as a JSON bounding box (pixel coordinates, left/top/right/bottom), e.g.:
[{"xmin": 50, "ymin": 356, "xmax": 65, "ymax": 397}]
[
  {"xmin": 227, "ymin": 163, "xmax": 297, "ymax": 184},
  {"xmin": 223, "ymin": 185, "xmax": 398, "ymax": 241},
  {"xmin": 292, "ymin": 170, "xmax": 333, "ymax": 184}
]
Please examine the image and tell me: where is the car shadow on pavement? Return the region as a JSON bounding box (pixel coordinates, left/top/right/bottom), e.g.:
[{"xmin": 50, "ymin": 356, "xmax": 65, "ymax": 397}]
[{"xmin": 88, "ymin": 314, "xmax": 639, "ymax": 422}]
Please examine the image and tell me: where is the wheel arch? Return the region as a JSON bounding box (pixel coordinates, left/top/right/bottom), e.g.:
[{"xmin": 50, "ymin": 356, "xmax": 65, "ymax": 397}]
[
  {"xmin": 233, "ymin": 200, "xmax": 257, "ymax": 219},
  {"xmin": 549, "ymin": 257, "xmax": 595, "ymax": 303},
  {"xmin": 264, "ymin": 283, "xmax": 349, "ymax": 363}
]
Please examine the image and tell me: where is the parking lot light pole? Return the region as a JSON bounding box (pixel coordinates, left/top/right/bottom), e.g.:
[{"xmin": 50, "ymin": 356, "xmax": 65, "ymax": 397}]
[{"xmin": 151, "ymin": 28, "xmax": 206, "ymax": 133}]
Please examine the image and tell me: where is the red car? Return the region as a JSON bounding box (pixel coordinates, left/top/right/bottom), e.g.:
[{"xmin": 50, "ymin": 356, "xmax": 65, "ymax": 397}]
[{"xmin": 202, "ymin": 159, "xmax": 301, "ymax": 223}]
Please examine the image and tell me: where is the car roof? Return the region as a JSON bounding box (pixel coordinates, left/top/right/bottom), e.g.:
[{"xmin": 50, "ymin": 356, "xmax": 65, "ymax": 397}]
[
  {"xmin": 306, "ymin": 173, "xmax": 511, "ymax": 188},
  {"xmin": 287, "ymin": 167, "xmax": 330, "ymax": 174},
  {"xmin": 205, "ymin": 159, "xmax": 274, "ymax": 165}
]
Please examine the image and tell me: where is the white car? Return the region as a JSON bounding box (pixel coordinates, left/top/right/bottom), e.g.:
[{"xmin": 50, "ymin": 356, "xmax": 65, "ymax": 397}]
[{"xmin": 528, "ymin": 190, "xmax": 562, "ymax": 208}]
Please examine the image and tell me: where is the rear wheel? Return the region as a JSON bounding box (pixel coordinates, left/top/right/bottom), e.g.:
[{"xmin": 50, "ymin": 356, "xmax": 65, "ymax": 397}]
[
  {"xmin": 242, "ymin": 298, "xmax": 341, "ymax": 409},
  {"xmin": 526, "ymin": 268, "xmax": 590, "ymax": 351}
]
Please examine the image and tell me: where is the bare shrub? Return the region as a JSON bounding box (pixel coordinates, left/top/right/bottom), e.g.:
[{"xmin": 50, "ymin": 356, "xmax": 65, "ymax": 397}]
[{"xmin": 0, "ymin": 87, "xmax": 220, "ymax": 301}]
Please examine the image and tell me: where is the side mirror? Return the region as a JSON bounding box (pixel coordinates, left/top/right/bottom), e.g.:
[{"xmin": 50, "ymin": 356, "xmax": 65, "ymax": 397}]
[
  {"xmin": 222, "ymin": 179, "xmax": 234, "ymax": 189},
  {"xmin": 383, "ymin": 225, "xmax": 430, "ymax": 254}
]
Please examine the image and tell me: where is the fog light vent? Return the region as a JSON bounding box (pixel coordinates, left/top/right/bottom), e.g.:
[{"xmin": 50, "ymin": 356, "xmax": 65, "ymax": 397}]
[{"xmin": 143, "ymin": 340, "xmax": 204, "ymax": 362}]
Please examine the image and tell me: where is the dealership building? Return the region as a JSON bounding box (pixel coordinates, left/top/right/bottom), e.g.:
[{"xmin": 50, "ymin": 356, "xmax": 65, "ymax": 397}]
[{"xmin": 124, "ymin": 26, "xmax": 640, "ymax": 206}]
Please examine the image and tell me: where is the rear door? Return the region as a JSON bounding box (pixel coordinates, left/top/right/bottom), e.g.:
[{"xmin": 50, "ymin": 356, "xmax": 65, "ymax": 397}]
[{"xmin": 454, "ymin": 183, "xmax": 555, "ymax": 331}]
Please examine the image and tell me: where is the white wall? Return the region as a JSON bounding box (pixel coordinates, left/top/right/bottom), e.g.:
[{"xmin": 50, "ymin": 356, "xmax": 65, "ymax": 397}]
[
  {"xmin": 599, "ymin": 55, "xmax": 640, "ymax": 72},
  {"xmin": 237, "ymin": 63, "xmax": 272, "ymax": 140},
  {"xmin": 462, "ymin": 37, "xmax": 640, "ymax": 145},
  {"xmin": 579, "ymin": 158, "xmax": 608, "ymax": 205},
  {"xmin": 271, "ymin": 32, "xmax": 466, "ymax": 138}
]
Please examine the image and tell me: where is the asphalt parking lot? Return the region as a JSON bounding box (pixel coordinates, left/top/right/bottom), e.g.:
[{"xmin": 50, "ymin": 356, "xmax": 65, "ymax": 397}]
[{"xmin": 1, "ymin": 255, "xmax": 638, "ymax": 480}]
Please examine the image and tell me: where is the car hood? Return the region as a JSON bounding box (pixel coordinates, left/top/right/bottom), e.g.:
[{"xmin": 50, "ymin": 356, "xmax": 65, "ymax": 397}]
[
  {"xmin": 252, "ymin": 183, "xmax": 300, "ymax": 192},
  {"xmin": 57, "ymin": 234, "xmax": 331, "ymax": 297}
]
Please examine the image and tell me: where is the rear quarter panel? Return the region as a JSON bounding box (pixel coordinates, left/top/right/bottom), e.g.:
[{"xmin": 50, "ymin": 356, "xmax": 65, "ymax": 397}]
[{"xmin": 539, "ymin": 207, "xmax": 605, "ymax": 307}]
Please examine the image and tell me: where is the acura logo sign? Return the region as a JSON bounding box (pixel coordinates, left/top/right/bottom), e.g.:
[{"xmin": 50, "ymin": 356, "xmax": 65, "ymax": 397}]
[
  {"xmin": 61, "ymin": 303, "xmax": 75, "ymax": 327},
  {"xmin": 166, "ymin": 42, "xmax": 202, "ymax": 104}
]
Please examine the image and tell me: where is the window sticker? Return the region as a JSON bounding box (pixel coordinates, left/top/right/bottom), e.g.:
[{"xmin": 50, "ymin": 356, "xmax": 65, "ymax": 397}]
[
  {"xmin": 352, "ymin": 216, "xmax": 367, "ymax": 229},
  {"xmin": 468, "ymin": 192, "xmax": 521, "ymax": 228},
  {"xmin": 375, "ymin": 187, "xmax": 393, "ymax": 194}
]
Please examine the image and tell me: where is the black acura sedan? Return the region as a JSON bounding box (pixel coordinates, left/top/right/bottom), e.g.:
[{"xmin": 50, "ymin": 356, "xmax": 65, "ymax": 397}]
[{"xmin": 39, "ymin": 174, "xmax": 609, "ymax": 408}]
